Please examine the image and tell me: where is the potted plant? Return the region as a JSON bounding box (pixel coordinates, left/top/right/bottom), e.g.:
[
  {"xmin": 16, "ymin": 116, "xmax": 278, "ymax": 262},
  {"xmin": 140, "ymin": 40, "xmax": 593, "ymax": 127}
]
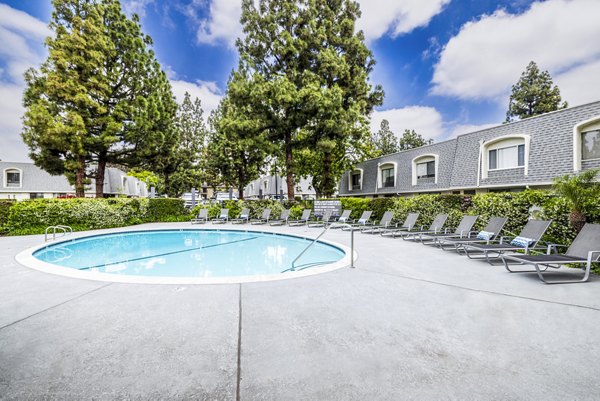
[{"xmin": 552, "ymin": 168, "xmax": 600, "ymax": 233}]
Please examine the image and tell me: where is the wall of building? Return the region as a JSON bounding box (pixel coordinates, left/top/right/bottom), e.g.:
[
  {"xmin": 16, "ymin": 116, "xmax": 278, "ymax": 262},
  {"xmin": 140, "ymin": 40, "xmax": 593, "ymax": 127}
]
[{"xmin": 340, "ymin": 101, "xmax": 600, "ymax": 197}]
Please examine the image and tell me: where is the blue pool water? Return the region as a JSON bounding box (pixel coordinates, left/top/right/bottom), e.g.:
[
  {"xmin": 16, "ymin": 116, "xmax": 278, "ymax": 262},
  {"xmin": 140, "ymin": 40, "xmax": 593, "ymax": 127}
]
[{"xmin": 33, "ymin": 230, "xmax": 345, "ymax": 278}]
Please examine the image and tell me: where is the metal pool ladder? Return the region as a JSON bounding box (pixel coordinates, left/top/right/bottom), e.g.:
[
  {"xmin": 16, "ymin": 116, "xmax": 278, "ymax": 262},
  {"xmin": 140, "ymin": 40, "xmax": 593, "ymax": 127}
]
[
  {"xmin": 45, "ymin": 225, "xmax": 73, "ymax": 242},
  {"xmin": 286, "ymin": 222, "xmax": 355, "ymax": 272}
]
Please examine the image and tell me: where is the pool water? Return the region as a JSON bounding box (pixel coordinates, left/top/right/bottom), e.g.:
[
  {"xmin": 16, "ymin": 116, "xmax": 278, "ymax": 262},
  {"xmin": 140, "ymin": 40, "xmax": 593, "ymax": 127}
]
[{"xmin": 33, "ymin": 230, "xmax": 345, "ymax": 278}]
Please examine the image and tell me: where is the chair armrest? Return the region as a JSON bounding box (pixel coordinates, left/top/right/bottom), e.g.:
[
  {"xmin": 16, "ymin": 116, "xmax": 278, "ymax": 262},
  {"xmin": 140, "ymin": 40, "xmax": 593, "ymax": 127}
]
[
  {"xmin": 545, "ymin": 243, "xmax": 568, "ymax": 254},
  {"xmin": 499, "ymin": 235, "xmax": 516, "ymax": 244},
  {"xmin": 588, "ymin": 250, "xmax": 600, "ymax": 263}
]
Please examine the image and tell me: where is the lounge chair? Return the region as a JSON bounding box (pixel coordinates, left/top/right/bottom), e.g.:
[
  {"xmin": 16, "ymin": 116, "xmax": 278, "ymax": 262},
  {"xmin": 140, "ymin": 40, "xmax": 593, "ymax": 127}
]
[
  {"xmin": 418, "ymin": 215, "xmax": 479, "ymax": 244},
  {"xmin": 461, "ymin": 219, "xmax": 552, "ymax": 264},
  {"xmin": 191, "ymin": 209, "xmax": 208, "ymax": 224},
  {"xmin": 436, "ymin": 217, "xmax": 509, "ymax": 251},
  {"xmin": 362, "ymin": 211, "xmax": 396, "ymax": 234},
  {"xmin": 211, "ymin": 209, "xmax": 229, "ymax": 224},
  {"xmin": 380, "ymin": 213, "xmax": 420, "ymax": 237},
  {"xmin": 251, "ymin": 208, "xmax": 271, "ymax": 225},
  {"xmin": 341, "ymin": 211, "xmax": 373, "ymax": 231},
  {"xmin": 396, "ymin": 214, "xmax": 449, "ymax": 241},
  {"xmin": 501, "ymin": 223, "xmax": 600, "ymax": 284},
  {"xmin": 329, "ymin": 209, "xmax": 352, "ymax": 229},
  {"xmin": 270, "ymin": 209, "xmax": 290, "ymax": 226},
  {"xmin": 308, "ymin": 210, "xmax": 334, "ymax": 228},
  {"xmin": 288, "ymin": 209, "xmax": 312, "ymax": 227},
  {"xmin": 231, "ymin": 208, "xmax": 250, "ymax": 224}
]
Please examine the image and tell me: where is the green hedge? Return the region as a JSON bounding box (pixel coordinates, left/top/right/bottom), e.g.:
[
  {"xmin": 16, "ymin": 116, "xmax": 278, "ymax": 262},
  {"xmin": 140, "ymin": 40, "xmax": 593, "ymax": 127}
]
[{"xmin": 2, "ymin": 198, "xmax": 188, "ymax": 235}]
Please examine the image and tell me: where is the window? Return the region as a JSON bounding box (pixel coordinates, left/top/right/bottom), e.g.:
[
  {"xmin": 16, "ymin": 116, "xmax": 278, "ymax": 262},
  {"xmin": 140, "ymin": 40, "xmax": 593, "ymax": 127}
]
[
  {"xmin": 351, "ymin": 173, "xmax": 361, "ymax": 190},
  {"xmin": 412, "ymin": 154, "xmax": 438, "ymax": 185},
  {"xmin": 417, "ymin": 161, "xmax": 435, "ymax": 178},
  {"xmin": 381, "ymin": 167, "xmax": 394, "ymax": 187},
  {"xmin": 30, "ymin": 193, "xmax": 44, "ymax": 199},
  {"xmin": 582, "ymin": 130, "xmax": 600, "ymax": 160},
  {"xmin": 6, "ymin": 170, "xmax": 20, "ymax": 187},
  {"xmin": 488, "ymin": 144, "xmax": 525, "ymax": 170}
]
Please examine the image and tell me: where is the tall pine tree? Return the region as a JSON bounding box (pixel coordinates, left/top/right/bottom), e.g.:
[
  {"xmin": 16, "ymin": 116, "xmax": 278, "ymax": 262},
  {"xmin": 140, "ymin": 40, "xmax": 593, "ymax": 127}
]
[
  {"xmin": 506, "ymin": 61, "xmax": 568, "ymax": 122},
  {"xmin": 22, "ymin": 0, "xmax": 177, "ymax": 197},
  {"xmin": 371, "ymin": 119, "xmax": 399, "ymax": 156}
]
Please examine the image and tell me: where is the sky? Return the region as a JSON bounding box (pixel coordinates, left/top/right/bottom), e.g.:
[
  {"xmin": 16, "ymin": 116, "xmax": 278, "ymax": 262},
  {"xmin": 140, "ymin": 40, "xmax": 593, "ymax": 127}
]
[{"xmin": 1, "ymin": 0, "xmax": 600, "ymax": 162}]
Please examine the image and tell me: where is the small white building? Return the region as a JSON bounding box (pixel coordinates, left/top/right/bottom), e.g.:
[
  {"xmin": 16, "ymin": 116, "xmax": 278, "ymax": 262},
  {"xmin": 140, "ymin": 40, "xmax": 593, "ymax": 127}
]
[
  {"xmin": 0, "ymin": 162, "xmax": 148, "ymax": 199},
  {"xmin": 244, "ymin": 175, "xmax": 316, "ymax": 200}
]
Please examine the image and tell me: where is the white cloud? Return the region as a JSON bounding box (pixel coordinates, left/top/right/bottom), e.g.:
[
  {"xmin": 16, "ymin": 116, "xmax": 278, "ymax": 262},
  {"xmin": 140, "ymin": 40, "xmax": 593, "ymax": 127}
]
[
  {"xmin": 371, "ymin": 106, "xmax": 444, "ymax": 140},
  {"xmin": 0, "ymin": 5, "xmax": 49, "ymax": 163},
  {"xmin": 356, "ymin": 0, "xmax": 450, "ymax": 42},
  {"xmin": 431, "ymin": 0, "xmax": 600, "ymax": 105},
  {"xmin": 186, "ymin": 0, "xmax": 243, "ymax": 47},
  {"xmin": 170, "ymin": 79, "xmax": 223, "ymax": 119},
  {"xmin": 188, "ymin": 0, "xmax": 448, "ymax": 47},
  {"xmin": 554, "ymin": 59, "xmax": 600, "ymax": 107},
  {"xmin": 122, "ymin": 0, "xmax": 155, "ymax": 18}
]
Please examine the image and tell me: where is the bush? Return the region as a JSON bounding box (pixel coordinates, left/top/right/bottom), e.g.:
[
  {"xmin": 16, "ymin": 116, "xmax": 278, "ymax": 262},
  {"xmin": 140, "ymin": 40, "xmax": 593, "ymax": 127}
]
[
  {"xmin": 0, "ymin": 200, "xmax": 15, "ymax": 233},
  {"xmin": 146, "ymin": 198, "xmax": 188, "ymax": 222}
]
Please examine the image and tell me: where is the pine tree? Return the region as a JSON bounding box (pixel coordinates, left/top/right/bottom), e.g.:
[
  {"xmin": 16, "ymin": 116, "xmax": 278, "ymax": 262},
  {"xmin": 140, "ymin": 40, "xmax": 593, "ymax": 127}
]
[
  {"xmin": 398, "ymin": 129, "xmax": 432, "ymax": 151},
  {"xmin": 231, "ymin": 0, "xmax": 383, "ymax": 198},
  {"xmin": 163, "ymin": 92, "xmax": 207, "ymax": 197},
  {"xmin": 371, "ymin": 119, "xmax": 399, "ymax": 156},
  {"xmin": 506, "ymin": 61, "xmax": 568, "ymax": 122},
  {"xmin": 22, "ymin": 0, "xmax": 177, "ymax": 197}
]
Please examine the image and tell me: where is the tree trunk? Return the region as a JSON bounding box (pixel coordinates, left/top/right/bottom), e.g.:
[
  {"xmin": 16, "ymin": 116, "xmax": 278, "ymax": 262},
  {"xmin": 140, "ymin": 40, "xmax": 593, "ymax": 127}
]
[
  {"xmin": 569, "ymin": 210, "xmax": 586, "ymax": 234},
  {"xmin": 95, "ymin": 158, "xmax": 106, "ymax": 198},
  {"xmin": 75, "ymin": 155, "xmax": 86, "ymax": 198},
  {"xmin": 238, "ymin": 169, "xmax": 245, "ymax": 200},
  {"xmin": 285, "ymin": 132, "xmax": 295, "ymax": 200}
]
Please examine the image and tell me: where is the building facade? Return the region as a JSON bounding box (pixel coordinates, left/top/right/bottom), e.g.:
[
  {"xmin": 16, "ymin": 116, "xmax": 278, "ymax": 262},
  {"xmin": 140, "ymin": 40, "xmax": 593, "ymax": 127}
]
[
  {"xmin": 0, "ymin": 162, "xmax": 148, "ymax": 199},
  {"xmin": 339, "ymin": 101, "xmax": 600, "ymax": 197},
  {"xmin": 244, "ymin": 175, "xmax": 316, "ymax": 200}
]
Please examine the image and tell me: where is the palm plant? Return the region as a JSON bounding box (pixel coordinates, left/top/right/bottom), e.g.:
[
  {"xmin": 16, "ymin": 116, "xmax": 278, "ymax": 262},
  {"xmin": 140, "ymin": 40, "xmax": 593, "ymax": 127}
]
[{"xmin": 552, "ymin": 168, "xmax": 600, "ymax": 233}]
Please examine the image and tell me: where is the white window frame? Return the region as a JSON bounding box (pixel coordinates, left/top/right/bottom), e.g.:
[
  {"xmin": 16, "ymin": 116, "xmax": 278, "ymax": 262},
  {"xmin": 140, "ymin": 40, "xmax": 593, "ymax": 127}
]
[
  {"xmin": 3, "ymin": 168, "xmax": 23, "ymax": 188},
  {"xmin": 411, "ymin": 154, "xmax": 439, "ymax": 186},
  {"xmin": 481, "ymin": 135, "xmax": 530, "ymax": 179},
  {"xmin": 348, "ymin": 168, "xmax": 363, "ymax": 191},
  {"xmin": 377, "ymin": 162, "xmax": 397, "ymax": 189},
  {"xmin": 574, "ymin": 116, "xmax": 600, "ymax": 171}
]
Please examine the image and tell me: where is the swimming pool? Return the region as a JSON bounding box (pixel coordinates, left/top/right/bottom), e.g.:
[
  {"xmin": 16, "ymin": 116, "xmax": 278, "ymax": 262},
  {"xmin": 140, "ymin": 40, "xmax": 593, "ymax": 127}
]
[{"xmin": 18, "ymin": 229, "xmax": 349, "ymax": 284}]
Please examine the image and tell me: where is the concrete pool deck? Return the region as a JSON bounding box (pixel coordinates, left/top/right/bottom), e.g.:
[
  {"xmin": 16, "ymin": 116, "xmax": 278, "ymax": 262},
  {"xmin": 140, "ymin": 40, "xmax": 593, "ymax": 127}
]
[{"xmin": 1, "ymin": 222, "xmax": 600, "ymax": 400}]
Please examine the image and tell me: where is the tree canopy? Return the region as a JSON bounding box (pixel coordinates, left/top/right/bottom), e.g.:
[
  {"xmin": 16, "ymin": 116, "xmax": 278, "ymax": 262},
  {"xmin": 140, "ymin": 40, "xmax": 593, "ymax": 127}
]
[
  {"xmin": 22, "ymin": 0, "xmax": 177, "ymax": 197},
  {"xmin": 225, "ymin": 0, "xmax": 383, "ymax": 198},
  {"xmin": 506, "ymin": 61, "xmax": 568, "ymax": 122},
  {"xmin": 398, "ymin": 129, "xmax": 433, "ymax": 151},
  {"xmin": 371, "ymin": 119, "xmax": 399, "ymax": 156}
]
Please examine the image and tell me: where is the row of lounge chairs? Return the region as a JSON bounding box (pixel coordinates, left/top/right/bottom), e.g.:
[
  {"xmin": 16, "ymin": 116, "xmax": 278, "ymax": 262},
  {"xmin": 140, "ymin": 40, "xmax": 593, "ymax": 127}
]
[{"xmin": 190, "ymin": 206, "xmax": 599, "ymax": 283}]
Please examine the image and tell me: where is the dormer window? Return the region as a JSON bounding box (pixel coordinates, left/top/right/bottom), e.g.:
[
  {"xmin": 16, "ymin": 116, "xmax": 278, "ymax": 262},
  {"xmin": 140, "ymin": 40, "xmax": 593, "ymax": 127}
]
[
  {"xmin": 481, "ymin": 135, "xmax": 530, "ymax": 179},
  {"xmin": 348, "ymin": 169, "xmax": 363, "ymax": 191},
  {"xmin": 4, "ymin": 168, "xmax": 22, "ymax": 188},
  {"xmin": 378, "ymin": 163, "xmax": 396, "ymax": 188},
  {"xmin": 412, "ymin": 154, "xmax": 439, "ymax": 185}
]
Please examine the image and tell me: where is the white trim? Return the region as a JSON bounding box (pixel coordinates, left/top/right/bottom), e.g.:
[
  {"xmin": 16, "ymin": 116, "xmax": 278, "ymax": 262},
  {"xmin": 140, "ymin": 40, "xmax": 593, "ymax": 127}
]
[
  {"xmin": 377, "ymin": 162, "xmax": 397, "ymax": 189},
  {"xmin": 574, "ymin": 115, "xmax": 600, "ymax": 171},
  {"xmin": 411, "ymin": 154, "xmax": 439, "ymax": 186},
  {"xmin": 481, "ymin": 134, "xmax": 530, "ymax": 179},
  {"xmin": 348, "ymin": 168, "xmax": 364, "ymax": 191},
  {"xmin": 15, "ymin": 228, "xmax": 354, "ymax": 285},
  {"xmin": 3, "ymin": 167, "xmax": 23, "ymax": 189}
]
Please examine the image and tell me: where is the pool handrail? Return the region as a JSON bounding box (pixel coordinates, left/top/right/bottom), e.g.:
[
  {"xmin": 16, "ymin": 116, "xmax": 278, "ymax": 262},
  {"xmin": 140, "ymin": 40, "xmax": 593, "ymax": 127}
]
[
  {"xmin": 45, "ymin": 225, "xmax": 73, "ymax": 242},
  {"xmin": 286, "ymin": 222, "xmax": 354, "ymax": 272}
]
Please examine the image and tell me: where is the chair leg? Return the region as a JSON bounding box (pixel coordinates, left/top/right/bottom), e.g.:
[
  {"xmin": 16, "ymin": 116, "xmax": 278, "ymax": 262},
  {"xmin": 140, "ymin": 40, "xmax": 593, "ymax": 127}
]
[{"xmin": 533, "ymin": 262, "xmax": 591, "ymax": 284}]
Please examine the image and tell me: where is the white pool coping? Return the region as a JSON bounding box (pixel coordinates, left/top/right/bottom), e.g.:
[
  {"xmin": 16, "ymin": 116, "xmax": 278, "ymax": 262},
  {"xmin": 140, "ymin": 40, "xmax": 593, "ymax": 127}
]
[{"xmin": 15, "ymin": 226, "xmax": 356, "ymax": 285}]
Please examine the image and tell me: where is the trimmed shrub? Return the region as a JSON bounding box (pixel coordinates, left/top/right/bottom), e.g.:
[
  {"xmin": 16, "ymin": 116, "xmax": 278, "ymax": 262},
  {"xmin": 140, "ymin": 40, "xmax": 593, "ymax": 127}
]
[{"xmin": 146, "ymin": 198, "xmax": 187, "ymax": 222}]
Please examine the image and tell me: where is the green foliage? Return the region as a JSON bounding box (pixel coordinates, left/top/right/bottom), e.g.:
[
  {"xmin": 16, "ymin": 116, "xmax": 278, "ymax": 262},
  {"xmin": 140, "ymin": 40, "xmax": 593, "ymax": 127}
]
[
  {"xmin": 506, "ymin": 61, "xmax": 568, "ymax": 122},
  {"xmin": 339, "ymin": 197, "xmax": 371, "ymax": 221},
  {"xmin": 0, "ymin": 201, "xmax": 15, "ymax": 234},
  {"xmin": 398, "ymin": 129, "xmax": 433, "ymax": 151},
  {"xmin": 22, "ymin": 0, "xmax": 177, "ymax": 198},
  {"xmin": 231, "ymin": 0, "xmax": 384, "ymax": 198},
  {"xmin": 146, "ymin": 198, "xmax": 188, "ymax": 222},
  {"xmin": 128, "ymin": 169, "xmax": 160, "ymax": 193},
  {"xmin": 163, "ymin": 92, "xmax": 208, "ymax": 197},
  {"xmin": 552, "ymin": 169, "xmax": 600, "ymax": 213}
]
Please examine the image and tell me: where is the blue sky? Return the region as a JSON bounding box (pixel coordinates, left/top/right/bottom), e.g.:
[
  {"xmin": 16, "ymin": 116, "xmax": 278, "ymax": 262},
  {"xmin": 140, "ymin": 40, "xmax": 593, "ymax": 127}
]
[{"xmin": 2, "ymin": 0, "xmax": 600, "ymax": 162}]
